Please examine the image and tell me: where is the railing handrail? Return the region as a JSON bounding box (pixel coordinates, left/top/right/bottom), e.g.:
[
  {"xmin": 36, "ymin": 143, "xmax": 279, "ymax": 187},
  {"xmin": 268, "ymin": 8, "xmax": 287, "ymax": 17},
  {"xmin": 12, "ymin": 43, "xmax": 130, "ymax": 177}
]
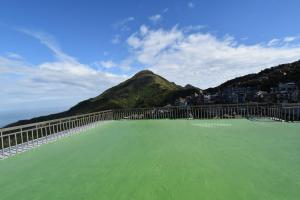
[
  {"xmin": 0, "ymin": 109, "xmax": 113, "ymax": 132},
  {"xmin": 112, "ymin": 103, "xmax": 300, "ymax": 111},
  {"xmin": 1, "ymin": 104, "xmax": 299, "ymax": 159},
  {"xmin": 2, "ymin": 102, "xmax": 300, "ymax": 132}
]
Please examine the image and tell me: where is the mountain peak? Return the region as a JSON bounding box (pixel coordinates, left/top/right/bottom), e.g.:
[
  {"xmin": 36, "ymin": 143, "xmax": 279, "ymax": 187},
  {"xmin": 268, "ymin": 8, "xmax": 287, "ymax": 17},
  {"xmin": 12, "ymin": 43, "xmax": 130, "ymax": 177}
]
[
  {"xmin": 132, "ymin": 69, "xmax": 154, "ymax": 78},
  {"xmin": 63, "ymin": 68, "xmax": 183, "ymax": 115}
]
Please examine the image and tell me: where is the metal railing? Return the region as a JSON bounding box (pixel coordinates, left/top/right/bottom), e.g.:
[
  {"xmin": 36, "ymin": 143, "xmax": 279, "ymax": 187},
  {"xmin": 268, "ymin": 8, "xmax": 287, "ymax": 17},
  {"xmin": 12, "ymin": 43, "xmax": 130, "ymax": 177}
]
[
  {"xmin": 1, "ymin": 103, "xmax": 300, "ymax": 159},
  {"xmin": 112, "ymin": 103, "xmax": 300, "ymax": 122},
  {"xmin": 0, "ymin": 110, "xmax": 113, "ymax": 159}
]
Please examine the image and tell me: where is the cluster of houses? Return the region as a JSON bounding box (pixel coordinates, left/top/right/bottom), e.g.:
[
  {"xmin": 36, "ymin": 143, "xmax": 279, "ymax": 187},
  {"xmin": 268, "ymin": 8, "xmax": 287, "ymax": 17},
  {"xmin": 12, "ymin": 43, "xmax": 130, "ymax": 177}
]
[{"xmin": 175, "ymin": 82, "xmax": 300, "ymax": 106}]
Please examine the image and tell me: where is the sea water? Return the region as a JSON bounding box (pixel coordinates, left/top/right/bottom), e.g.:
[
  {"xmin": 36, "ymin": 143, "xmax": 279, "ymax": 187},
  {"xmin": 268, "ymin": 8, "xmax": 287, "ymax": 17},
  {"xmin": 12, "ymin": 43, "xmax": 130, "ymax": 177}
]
[{"xmin": 0, "ymin": 108, "xmax": 65, "ymax": 128}]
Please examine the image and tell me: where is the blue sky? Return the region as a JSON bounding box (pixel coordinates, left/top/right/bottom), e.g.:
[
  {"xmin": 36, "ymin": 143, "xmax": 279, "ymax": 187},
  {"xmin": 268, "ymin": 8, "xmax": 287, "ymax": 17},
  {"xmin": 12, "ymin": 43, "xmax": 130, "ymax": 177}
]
[{"xmin": 1, "ymin": 0, "xmax": 300, "ymax": 117}]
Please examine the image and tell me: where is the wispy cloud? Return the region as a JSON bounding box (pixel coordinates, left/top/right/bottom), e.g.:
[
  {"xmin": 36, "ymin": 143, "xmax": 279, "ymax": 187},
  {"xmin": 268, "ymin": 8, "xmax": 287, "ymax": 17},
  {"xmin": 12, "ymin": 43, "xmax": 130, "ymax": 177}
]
[
  {"xmin": 95, "ymin": 60, "xmax": 117, "ymax": 69},
  {"xmin": 2, "ymin": 25, "xmax": 300, "ymax": 111},
  {"xmin": 18, "ymin": 28, "xmax": 76, "ymax": 62},
  {"xmin": 283, "ymin": 36, "xmax": 297, "ymax": 43},
  {"xmin": 188, "ymin": 2, "xmax": 195, "ymax": 8},
  {"xmin": 5, "ymin": 52, "xmax": 24, "ymax": 60},
  {"xmin": 113, "ymin": 16, "xmax": 135, "ymax": 32},
  {"xmin": 267, "ymin": 38, "xmax": 280, "ymax": 46},
  {"xmin": 111, "ymin": 34, "xmax": 121, "ymax": 44},
  {"xmin": 124, "ymin": 26, "xmax": 300, "ymax": 88},
  {"xmin": 183, "ymin": 25, "xmax": 206, "ymax": 32},
  {"xmin": 162, "ymin": 8, "xmax": 169, "ymax": 13},
  {"xmin": 149, "ymin": 14, "xmax": 162, "ymax": 24},
  {"xmin": 0, "ymin": 29, "xmax": 127, "ymax": 109},
  {"xmin": 267, "ymin": 36, "xmax": 299, "ymax": 47}
]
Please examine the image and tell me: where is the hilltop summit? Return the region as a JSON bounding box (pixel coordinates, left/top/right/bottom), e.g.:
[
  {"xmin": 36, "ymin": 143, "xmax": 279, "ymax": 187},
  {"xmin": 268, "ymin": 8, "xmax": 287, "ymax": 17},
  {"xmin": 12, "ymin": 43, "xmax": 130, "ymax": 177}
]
[
  {"xmin": 67, "ymin": 69, "xmax": 182, "ymax": 114},
  {"xmin": 7, "ymin": 70, "xmax": 199, "ymax": 126},
  {"xmin": 7, "ymin": 60, "xmax": 300, "ymax": 127}
]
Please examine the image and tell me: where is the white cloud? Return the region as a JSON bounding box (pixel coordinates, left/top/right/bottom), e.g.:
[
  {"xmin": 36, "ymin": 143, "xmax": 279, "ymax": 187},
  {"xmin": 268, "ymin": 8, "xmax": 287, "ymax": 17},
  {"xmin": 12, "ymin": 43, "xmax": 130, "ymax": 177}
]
[
  {"xmin": 2, "ymin": 26, "xmax": 300, "ymax": 112},
  {"xmin": 283, "ymin": 36, "xmax": 297, "ymax": 43},
  {"xmin": 5, "ymin": 52, "xmax": 24, "ymax": 60},
  {"xmin": 113, "ymin": 16, "xmax": 135, "ymax": 32},
  {"xmin": 127, "ymin": 26, "xmax": 183, "ymax": 64},
  {"xmin": 162, "ymin": 8, "xmax": 169, "ymax": 13},
  {"xmin": 0, "ymin": 55, "xmax": 28, "ymax": 72},
  {"xmin": 125, "ymin": 26, "xmax": 300, "ymax": 88},
  {"xmin": 140, "ymin": 25, "xmax": 149, "ymax": 35},
  {"xmin": 98, "ymin": 60, "xmax": 117, "ymax": 69},
  {"xmin": 0, "ymin": 30, "xmax": 127, "ymax": 110},
  {"xmin": 18, "ymin": 29, "xmax": 76, "ymax": 62},
  {"xmin": 149, "ymin": 14, "xmax": 162, "ymax": 23},
  {"xmin": 267, "ymin": 38, "xmax": 280, "ymax": 46},
  {"xmin": 267, "ymin": 36, "xmax": 298, "ymax": 47},
  {"xmin": 119, "ymin": 58, "xmax": 133, "ymax": 71},
  {"xmin": 111, "ymin": 34, "xmax": 121, "ymax": 44},
  {"xmin": 127, "ymin": 34, "xmax": 142, "ymax": 48},
  {"xmin": 183, "ymin": 25, "xmax": 206, "ymax": 32},
  {"xmin": 188, "ymin": 2, "xmax": 195, "ymax": 8}
]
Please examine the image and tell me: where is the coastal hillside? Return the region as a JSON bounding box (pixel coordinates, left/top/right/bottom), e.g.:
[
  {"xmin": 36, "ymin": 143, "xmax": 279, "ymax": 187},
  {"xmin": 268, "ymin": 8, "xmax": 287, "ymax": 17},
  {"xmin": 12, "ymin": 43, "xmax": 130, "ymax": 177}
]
[
  {"xmin": 68, "ymin": 70, "xmax": 183, "ymax": 114},
  {"xmin": 205, "ymin": 60, "xmax": 300, "ymax": 93},
  {"xmin": 6, "ymin": 60, "xmax": 300, "ymax": 127},
  {"xmin": 6, "ymin": 70, "xmax": 200, "ymax": 127}
]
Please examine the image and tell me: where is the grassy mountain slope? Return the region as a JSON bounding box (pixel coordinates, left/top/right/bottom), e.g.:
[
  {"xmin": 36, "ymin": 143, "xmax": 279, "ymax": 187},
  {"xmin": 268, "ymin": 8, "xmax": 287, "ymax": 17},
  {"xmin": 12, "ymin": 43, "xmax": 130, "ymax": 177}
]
[
  {"xmin": 6, "ymin": 70, "xmax": 199, "ymax": 127},
  {"xmin": 67, "ymin": 70, "xmax": 183, "ymax": 114},
  {"xmin": 205, "ymin": 60, "xmax": 300, "ymax": 93},
  {"xmin": 6, "ymin": 60, "xmax": 300, "ymax": 127}
]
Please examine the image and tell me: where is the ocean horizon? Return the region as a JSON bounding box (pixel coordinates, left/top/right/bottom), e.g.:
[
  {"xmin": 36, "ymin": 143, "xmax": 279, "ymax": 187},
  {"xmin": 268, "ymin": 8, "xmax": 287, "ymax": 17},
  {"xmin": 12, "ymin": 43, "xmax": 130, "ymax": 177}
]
[{"xmin": 0, "ymin": 107, "xmax": 67, "ymax": 128}]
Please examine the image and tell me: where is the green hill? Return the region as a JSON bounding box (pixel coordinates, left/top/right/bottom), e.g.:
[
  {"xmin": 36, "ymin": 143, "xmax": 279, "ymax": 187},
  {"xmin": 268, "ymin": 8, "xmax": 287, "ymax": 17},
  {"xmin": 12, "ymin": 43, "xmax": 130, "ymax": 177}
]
[
  {"xmin": 205, "ymin": 60, "xmax": 300, "ymax": 93},
  {"xmin": 68, "ymin": 70, "xmax": 183, "ymax": 114},
  {"xmin": 6, "ymin": 70, "xmax": 200, "ymax": 127},
  {"xmin": 7, "ymin": 60, "xmax": 300, "ymax": 127}
]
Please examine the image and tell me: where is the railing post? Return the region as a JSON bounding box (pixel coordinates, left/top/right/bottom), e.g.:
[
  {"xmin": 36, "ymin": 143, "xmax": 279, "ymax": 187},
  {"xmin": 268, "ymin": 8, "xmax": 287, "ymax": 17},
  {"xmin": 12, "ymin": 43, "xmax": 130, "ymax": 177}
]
[
  {"xmin": 293, "ymin": 107, "xmax": 295, "ymax": 122},
  {"xmin": 67, "ymin": 119, "xmax": 71, "ymax": 134},
  {"xmin": 21, "ymin": 128, "xmax": 24, "ymax": 152},
  {"xmin": 87, "ymin": 115, "xmax": 90, "ymax": 127},
  {"xmin": 81, "ymin": 117, "xmax": 84, "ymax": 129},
  {"xmin": 25, "ymin": 131, "xmax": 29, "ymax": 149},
  {"xmin": 1, "ymin": 131, "xmax": 4, "ymax": 158},
  {"xmin": 40, "ymin": 126, "xmax": 44, "ymax": 144},
  {"xmin": 54, "ymin": 123, "xmax": 58, "ymax": 138},
  {"xmin": 14, "ymin": 132, "xmax": 18, "ymax": 154},
  {"xmin": 72, "ymin": 119, "xmax": 75, "ymax": 131},
  {"xmin": 60, "ymin": 121, "xmax": 62, "ymax": 135},
  {"xmin": 49, "ymin": 123, "xmax": 53, "ymax": 141},
  {"xmin": 8, "ymin": 135, "xmax": 12, "ymax": 155},
  {"xmin": 36, "ymin": 125, "xmax": 40, "ymax": 146},
  {"xmin": 83, "ymin": 116, "xmax": 86, "ymax": 129},
  {"xmin": 44, "ymin": 125, "xmax": 47, "ymax": 142},
  {"xmin": 31, "ymin": 130, "xmax": 34, "ymax": 147}
]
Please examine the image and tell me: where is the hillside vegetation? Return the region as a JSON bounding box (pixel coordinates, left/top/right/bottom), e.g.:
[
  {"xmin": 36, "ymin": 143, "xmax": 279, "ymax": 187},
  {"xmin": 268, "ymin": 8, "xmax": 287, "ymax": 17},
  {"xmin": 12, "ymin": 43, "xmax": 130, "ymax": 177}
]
[
  {"xmin": 6, "ymin": 70, "xmax": 199, "ymax": 127},
  {"xmin": 205, "ymin": 60, "xmax": 300, "ymax": 93},
  {"xmin": 5, "ymin": 60, "xmax": 300, "ymax": 127}
]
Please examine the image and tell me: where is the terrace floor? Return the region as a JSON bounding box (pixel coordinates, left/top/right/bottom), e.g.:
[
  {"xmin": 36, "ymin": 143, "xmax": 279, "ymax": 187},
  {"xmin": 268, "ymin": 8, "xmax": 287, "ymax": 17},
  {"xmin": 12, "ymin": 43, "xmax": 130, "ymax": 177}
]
[{"xmin": 1, "ymin": 119, "xmax": 300, "ymax": 200}]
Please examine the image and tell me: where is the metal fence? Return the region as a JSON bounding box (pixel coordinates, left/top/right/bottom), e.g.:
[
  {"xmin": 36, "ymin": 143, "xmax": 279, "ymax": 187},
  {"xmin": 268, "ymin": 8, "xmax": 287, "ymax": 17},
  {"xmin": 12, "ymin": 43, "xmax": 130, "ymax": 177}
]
[
  {"xmin": 1, "ymin": 103, "xmax": 300, "ymax": 159},
  {"xmin": 112, "ymin": 103, "xmax": 300, "ymax": 122},
  {"xmin": 0, "ymin": 110, "xmax": 113, "ymax": 159}
]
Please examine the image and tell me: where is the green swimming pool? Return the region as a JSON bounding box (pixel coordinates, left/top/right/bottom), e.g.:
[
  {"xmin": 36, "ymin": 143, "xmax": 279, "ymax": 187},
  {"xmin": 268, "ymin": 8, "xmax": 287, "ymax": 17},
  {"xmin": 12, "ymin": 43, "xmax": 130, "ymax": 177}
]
[{"xmin": 1, "ymin": 119, "xmax": 300, "ymax": 200}]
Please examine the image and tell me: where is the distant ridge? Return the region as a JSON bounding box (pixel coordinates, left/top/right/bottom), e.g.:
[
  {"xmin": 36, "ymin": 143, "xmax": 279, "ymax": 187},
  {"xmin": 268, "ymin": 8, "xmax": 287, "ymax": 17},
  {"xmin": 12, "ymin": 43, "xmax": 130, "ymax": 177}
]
[
  {"xmin": 5, "ymin": 60, "xmax": 300, "ymax": 127},
  {"xmin": 68, "ymin": 69, "xmax": 182, "ymax": 114},
  {"xmin": 205, "ymin": 60, "xmax": 300, "ymax": 93},
  {"xmin": 6, "ymin": 70, "xmax": 200, "ymax": 127}
]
